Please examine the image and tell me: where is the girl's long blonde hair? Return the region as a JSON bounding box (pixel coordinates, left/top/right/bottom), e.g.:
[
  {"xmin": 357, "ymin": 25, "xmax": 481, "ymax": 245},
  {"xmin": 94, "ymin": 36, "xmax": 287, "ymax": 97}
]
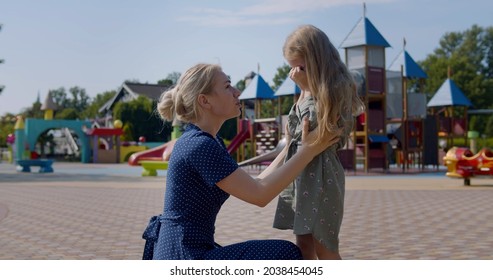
[{"xmin": 283, "ymin": 25, "xmax": 365, "ymax": 144}]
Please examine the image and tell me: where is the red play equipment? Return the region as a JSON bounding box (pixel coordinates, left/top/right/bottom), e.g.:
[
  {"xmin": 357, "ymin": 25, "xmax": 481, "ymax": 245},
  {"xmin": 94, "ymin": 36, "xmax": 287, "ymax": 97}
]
[
  {"xmin": 227, "ymin": 119, "xmax": 251, "ymax": 154},
  {"xmin": 443, "ymin": 146, "xmax": 493, "ymax": 186},
  {"xmin": 127, "ymin": 140, "xmax": 176, "ymax": 166},
  {"xmin": 86, "ymin": 127, "xmax": 123, "ymax": 163}
]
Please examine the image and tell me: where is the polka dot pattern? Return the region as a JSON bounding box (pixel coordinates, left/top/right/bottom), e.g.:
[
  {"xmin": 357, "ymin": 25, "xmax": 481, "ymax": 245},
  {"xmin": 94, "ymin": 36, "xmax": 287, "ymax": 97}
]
[{"xmin": 142, "ymin": 124, "xmax": 302, "ymax": 260}]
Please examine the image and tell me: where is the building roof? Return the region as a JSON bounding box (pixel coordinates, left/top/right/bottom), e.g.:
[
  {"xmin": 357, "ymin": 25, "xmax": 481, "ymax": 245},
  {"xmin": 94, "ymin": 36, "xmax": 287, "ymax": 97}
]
[
  {"xmin": 388, "ymin": 43, "xmax": 427, "ymax": 79},
  {"xmin": 339, "ymin": 17, "xmax": 391, "ymax": 48},
  {"xmin": 41, "ymin": 91, "xmax": 58, "ymax": 110},
  {"xmin": 427, "ymin": 78, "xmax": 473, "ymax": 108},
  {"xmin": 239, "ymin": 74, "xmax": 275, "ymax": 100},
  {"xmin": 124, "ymin": 82, "xmax": 167, "ymax": 100},
  {"xmin": 98, "ymin": 82, "xmax": 169, "ymax": 114},
  {"xmin": 274, "ymin": 77, "xmax": 301, "ymax": 97}
]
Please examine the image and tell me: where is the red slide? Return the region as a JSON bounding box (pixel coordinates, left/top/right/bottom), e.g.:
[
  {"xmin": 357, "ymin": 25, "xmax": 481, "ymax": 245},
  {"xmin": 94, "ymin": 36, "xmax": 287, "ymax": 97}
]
[
  {"xmin": 227, "ymin": 129, "xmax": 250, "ymax": 154},
  {"xmin": 128, "ymin": 140, "xmax": 176, "ymax": 166}
]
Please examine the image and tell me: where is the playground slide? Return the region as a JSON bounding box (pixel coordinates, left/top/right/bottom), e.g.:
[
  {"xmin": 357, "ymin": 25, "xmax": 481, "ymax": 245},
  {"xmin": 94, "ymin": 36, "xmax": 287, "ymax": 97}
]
[
  {"xmin": 238, "ymin": 138, "xmax": 286, "ymax": 167},
  {"xmin": 127, "ymin": 140, "xmax": 175, "ymax": 166},
  {"xmin": 227, "ymin": 129, "xmax": 250, "ymax": 154}
]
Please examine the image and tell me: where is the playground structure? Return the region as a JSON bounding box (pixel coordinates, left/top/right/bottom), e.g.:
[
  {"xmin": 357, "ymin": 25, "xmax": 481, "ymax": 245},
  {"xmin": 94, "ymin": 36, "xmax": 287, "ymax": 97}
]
[
  {"xmin": 11, "ymin": 92, "xmax": 147, "ymax": 167},
  {"xmin": 14, "ymin": 116, "xmax": 92, "ymax": 164},
  {"xmin": 233, "ymin": 72, "xmax": 282, "ymax": 164},
  {"xmin": 238, "ymin": 137, "xmax": 286, "ymax": 167},
  {"xmin": 126, "ymin": 121, "xmax": 182, "ymax": 176},
  {"xmin": 16, "ymin": 159, "xmax": 54, "ymax": 173},
  {"xmin": 336, "ymin": 11, "xmax": 441, "ymax": 173},
  {"xmin": 12, "ymin": 115, "xmax": 145, "ymax": 165},
  {"xmin": 428, "ymin": 73, "xmax": 473, "ymax": 163},
  {"xmin": 85, "ymin": 126, "xmax": 123, "ymax": 163},
  {"xmin": 222, "ymin": 9, "xmax": 437, "ymax": 173},
  {"xmin": 443, "ymin": 146, "xmax": 493, "ymax": 185},
  {"xmin": 232, "ymin": 6, "xmax": 477, "ymax": 174},
  {"xmin": 233, "ymin": 117, "xmax": 280, "ymax": 165},
  {"xmin": 127, "ymin": 120, "xmax": 182, "ymax": 166},
  {"xmin": 127, "ymin": 139, "xmax": 176, "ymax": 166},
  {"xmin": 6, "ymin": 5, "xmax": 481, "ymax": 176}
]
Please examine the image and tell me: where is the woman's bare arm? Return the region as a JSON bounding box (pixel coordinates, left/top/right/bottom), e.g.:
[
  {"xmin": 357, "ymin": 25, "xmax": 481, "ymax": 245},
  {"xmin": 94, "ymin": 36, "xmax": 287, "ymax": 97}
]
[{"xmin": 217, "ymin": 118, "xmax": 340, "ymax": 207}]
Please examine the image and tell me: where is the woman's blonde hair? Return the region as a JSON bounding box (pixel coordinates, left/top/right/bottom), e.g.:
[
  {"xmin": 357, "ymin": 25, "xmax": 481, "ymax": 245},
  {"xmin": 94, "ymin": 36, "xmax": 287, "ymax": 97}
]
[
  {"xmin": 283, "ymin": 24, "xmax": 365, "ymax": 144},
  {"xmin": 157, "ymin": 63, "xmax": 221, "ymax": 123}
]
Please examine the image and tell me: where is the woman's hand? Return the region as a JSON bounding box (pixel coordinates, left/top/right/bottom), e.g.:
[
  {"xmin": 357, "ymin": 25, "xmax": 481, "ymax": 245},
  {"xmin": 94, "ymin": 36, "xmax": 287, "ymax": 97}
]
[{"xmin": 300, "ymin": 117, "xmax": 341, "ymax": 157}]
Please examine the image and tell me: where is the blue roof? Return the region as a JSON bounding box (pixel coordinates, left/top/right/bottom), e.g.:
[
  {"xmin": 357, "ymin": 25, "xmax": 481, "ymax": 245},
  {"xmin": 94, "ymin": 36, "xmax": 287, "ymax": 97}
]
[
  {"xmin": 427, "ymin": 78, "xmax": 473, "ymax": 107},
  {"xmin": 340, "ymin": 17, "xmax": 391, "ymax": 48},
  {"xmin": 388, "ymin": 50, "xmax": 428, "ymax": 79},
  {"xmin": 274, "ymin": 77, "xmax": 301, "ymax": 96},
  {"xmin": 368, "ymin": 135, "xmax": 389, "ymax": 143},
  {"xmin": 239, "ymin": 74, "xmax": 275, "ymax": 100}
]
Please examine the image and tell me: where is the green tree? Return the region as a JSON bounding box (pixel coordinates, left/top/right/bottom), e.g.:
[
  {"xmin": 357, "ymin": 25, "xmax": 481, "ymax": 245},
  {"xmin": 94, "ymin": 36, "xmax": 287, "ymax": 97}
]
[
  {"xmin": 81, "ymin": 90, "xmax": 115, "ymax": 119},
  {"xmin": 235, "ymin": 79, "xmax": 246, "ymax": 92},
  {"xmin": 68, "ymin": 86, "xmax": 90, "ymax": 112},
  {"xmin": 271, "ymin": 64, "xmax": 294, "ymax": 115},
  {"xmin": 0, "ymin": 24, "xmax": 4, "ymax": 95},
  {"xmin": 420, "ymin": 25, "xmax": 493, "ymax": 134},
  {"xmin": 21, "ymin": 95, "xmax": 44, "ymax": 119},
  {"xmin": 42, "ymin": 86, "xmax": 91, "ymax": 120},
  {"xmin": 113, "ymin": 96, "xmax": 169, "ymax": 142},
  {"xmin": 272, "ymin": 63, "xmax": 291, "ymax": 90},
  {"xmin": 218, "ymin": 118, "xmax": 237, "ymax": 140},
  {"xmin": 49, "ymin": 87, "xmax": 69, "ymax": 109},
  {"xmin": 157, "ymin": 72, "xmax": 181, "ymax": 87},
  {"xmin": 0, "ymin": 113, "xmax": 16, "ymax": 147},
  {"xmin": 55, "ymin": 108, "xmax": 79, "ymax": 120}
]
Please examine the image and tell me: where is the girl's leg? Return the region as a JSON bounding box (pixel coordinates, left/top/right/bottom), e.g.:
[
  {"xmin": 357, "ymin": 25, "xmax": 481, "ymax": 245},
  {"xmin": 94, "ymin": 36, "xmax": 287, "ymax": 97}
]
[
  {"xmin": 313, "ymin": 238, "xmax": 341, "ymax": 260},
  {"xmin": 296, "ymin": 234, "xmax": 317, "ymax": 260}
]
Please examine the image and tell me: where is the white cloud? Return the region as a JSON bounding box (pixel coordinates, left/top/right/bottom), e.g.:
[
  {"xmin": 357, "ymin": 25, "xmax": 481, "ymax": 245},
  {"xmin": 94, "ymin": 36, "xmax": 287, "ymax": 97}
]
[{"xmin": 177, "ymin": 0, "xmax": 395, "ymax": 27}]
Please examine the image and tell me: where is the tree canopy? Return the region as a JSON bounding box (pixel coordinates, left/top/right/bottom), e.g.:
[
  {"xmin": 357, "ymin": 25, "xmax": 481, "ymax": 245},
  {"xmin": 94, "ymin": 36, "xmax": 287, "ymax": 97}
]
[
  {"xmin": 113, "ymin": 96, "xmax": 169, "ymax": 142},
  {"xmin": 2, "ymin": 24, "xmax": 493, "ymax": 147},
  {"xmin": 0, "ymin": 24, "xmax": 4, "ymax": 96},
  {"xmin": 420, "ymin": 25, "xmax": 493, "ymax": 135}
]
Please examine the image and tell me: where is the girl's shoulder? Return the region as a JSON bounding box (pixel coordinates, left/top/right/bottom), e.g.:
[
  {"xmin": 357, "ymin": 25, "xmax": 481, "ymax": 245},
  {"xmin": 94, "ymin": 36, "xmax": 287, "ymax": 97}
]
[{"xmin": 296, "ymin": 96, "xmax": 315, "ymax": 114}]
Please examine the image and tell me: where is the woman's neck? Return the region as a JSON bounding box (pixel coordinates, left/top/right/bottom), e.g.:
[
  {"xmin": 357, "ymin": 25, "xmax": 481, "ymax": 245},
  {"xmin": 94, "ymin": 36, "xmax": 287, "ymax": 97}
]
[{"xmin": 193, "ymin": 118, "xmax": 222, "ymax": 137}]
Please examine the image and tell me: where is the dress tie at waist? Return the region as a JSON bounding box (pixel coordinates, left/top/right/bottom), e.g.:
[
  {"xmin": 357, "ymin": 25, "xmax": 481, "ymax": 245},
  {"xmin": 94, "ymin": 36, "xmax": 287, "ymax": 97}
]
[{"xmin": 142, "ymin": 215, "xmax": 162, "ymax": 260}]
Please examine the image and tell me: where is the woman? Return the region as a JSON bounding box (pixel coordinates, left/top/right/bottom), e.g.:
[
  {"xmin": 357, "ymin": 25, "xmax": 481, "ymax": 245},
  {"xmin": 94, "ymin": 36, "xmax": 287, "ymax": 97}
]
[{"xmin": 142, "ymin": 63, "xmax": 340, "ymax": 260}]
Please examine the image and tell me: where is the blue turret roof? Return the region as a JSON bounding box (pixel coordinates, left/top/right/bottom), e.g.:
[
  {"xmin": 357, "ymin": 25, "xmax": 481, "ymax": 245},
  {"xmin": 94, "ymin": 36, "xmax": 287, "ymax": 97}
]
[
  {"xmin": 340, "ymin": 17, "xmax": 391, "ymax": 48},
  {"xmin": 274, "ymin": 77, "xmax": 301, "ymax": 97},
  {"xmin": 239, "ymin": 74, "xmax": 275, "ymax": 100},
  {"xmin": 427, "ymin": 78, "xmax": 473, "ymax": 107},
  {"xmin": 388, "ymin": 50, "xmax": 428, "ymax": 79}
]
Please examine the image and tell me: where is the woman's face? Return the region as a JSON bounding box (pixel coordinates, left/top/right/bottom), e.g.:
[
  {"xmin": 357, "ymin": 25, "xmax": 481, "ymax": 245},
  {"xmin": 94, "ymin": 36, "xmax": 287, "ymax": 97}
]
[{"xmin": 208, "ymin": 70, "xmax": 242, "ymax": 120}]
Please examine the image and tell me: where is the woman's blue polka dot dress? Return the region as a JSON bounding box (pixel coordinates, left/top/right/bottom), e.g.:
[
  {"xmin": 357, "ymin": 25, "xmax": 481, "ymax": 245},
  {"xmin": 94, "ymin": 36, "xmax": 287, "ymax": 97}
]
[{"xmin": 142, "ymin": 124, "xmax": 302, "ymax": 260}]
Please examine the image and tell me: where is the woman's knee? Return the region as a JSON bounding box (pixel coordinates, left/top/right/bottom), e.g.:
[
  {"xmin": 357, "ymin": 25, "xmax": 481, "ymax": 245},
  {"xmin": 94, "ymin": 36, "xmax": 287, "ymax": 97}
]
[{"xmin": 274, "ymin": 240, "xmax": 302, "ymax": 260}]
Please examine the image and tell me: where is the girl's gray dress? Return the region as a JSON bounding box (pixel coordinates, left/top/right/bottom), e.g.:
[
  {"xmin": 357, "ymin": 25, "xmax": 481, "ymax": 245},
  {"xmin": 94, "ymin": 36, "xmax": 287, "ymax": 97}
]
[{"xmin": 273, "ymin": 96, "xmax": 351, "ymax": 252}]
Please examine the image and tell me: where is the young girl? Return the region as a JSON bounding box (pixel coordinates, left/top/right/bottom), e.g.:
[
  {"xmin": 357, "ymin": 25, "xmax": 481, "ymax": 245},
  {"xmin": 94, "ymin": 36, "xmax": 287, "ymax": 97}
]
[
  {"xmin": 142, "ymin": 63, "xmax": 340, "ymax": 260},
  {"xmin": 273, "ymin": 25, "xmax": 365, "ymax": 260}
]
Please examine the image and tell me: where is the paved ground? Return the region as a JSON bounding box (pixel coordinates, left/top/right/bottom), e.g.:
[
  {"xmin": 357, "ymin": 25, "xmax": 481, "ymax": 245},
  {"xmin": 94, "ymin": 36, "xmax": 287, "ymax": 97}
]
[{"xmin": 0, "ymin": 161, "xmax": 492, "ymax": 260}]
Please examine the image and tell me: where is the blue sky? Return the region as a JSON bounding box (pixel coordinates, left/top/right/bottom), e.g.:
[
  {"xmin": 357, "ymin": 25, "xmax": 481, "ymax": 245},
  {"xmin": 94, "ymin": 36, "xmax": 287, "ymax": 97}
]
[{"xmin": 1, "ymin": 0, "xmax": 492, "ymax": 116}]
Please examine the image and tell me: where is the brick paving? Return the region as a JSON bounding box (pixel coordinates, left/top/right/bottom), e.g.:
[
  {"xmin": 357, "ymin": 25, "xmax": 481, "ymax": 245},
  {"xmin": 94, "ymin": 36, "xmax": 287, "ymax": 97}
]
[{"xmin": 0, "ymin": 162, "xmax": 492, "ymax": 260}]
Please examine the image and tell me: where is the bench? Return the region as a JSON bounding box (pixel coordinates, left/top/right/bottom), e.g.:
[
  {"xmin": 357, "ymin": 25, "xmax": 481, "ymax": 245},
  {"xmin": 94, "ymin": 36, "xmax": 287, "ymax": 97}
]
[
  {"xmin": 140, "ymin": 160, "xmax": 168, "ymax": 176},
  {"xmin": 16, "ymin": 159, "xmax": 54, "ymax": 173}
]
